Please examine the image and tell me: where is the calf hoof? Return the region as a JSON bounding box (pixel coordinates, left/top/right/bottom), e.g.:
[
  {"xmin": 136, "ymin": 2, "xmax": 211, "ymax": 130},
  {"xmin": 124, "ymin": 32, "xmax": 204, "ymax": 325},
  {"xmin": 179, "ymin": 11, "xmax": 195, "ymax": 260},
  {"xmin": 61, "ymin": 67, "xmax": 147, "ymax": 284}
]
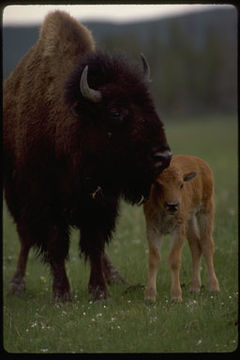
[
  {"xmin": 189, "ymin": 286, "xmax": 201, "ymax": 294},
  {"xmin": 170, "ymin": 288, "xmax": 182, "ymax": 303},
  {"xmin": 144, "ymin": 287, "xmax": 156, "ymax": 304},
  {"xmin": 8, "ymin": 275, "xmax": 25, "ymax": 296},
  {"xmin": 171, "ymin": 296, "xmax": 183, "ymax": 303},
  {"xmin": 144, "ymin": 297, "xmax": 156, "ymax": 305},
  {"xmin": 208, "ymin": 278, "xmax": 220, "ymax": 292},
  {"xmin": 209, "ymin": 284, "xmax": 220, "ymax": 292}
]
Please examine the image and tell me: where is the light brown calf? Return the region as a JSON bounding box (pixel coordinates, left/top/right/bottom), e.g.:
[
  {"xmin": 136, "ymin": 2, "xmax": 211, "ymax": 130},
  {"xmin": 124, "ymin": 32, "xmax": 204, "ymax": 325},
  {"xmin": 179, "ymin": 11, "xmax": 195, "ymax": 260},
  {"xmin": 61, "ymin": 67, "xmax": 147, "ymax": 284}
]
[{"xmin": 143, "ymin": 155, "xmax": 220, "ymax": 302}]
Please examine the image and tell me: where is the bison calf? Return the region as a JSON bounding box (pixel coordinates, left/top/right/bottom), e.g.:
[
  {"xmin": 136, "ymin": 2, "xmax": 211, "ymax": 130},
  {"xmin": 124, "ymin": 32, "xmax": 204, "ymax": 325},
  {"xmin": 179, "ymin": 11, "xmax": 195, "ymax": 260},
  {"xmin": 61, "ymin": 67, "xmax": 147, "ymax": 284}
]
[{"xmin": 143, "ymin": 155, "xmax": 220, "ymax": 303}]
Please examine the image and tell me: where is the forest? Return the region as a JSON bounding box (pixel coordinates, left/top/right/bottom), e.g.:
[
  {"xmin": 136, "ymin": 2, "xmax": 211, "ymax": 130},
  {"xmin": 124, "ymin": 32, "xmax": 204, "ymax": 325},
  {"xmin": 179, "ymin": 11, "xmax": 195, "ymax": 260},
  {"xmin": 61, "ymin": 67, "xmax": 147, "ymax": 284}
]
[{"xmin": 3, "ymin": 6, "xmax": 237, "ymax": 119}]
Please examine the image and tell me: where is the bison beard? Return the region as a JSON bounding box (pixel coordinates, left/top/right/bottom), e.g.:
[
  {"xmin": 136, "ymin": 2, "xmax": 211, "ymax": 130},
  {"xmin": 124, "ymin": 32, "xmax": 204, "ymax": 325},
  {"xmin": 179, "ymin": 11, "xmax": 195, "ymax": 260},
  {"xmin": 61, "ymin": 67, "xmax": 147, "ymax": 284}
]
[{"xmin": 4, "ymin": 11, "xmax": 172, "ymax": 302}]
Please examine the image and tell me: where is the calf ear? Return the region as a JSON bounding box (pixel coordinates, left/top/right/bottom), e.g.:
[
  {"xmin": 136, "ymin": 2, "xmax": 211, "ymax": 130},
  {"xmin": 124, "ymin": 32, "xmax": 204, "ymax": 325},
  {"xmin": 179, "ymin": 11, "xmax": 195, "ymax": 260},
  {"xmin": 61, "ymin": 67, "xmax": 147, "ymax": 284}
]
[{"xmin": 183, "ymin": 171, "xmax": 197, "ymax": 182}]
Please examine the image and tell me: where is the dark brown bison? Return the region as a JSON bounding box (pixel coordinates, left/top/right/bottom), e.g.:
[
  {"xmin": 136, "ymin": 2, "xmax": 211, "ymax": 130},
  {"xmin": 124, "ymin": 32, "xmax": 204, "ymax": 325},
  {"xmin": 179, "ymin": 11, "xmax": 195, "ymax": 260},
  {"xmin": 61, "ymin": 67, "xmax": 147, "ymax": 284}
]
[{"xmin": 3, "ymin": 11, "xmax": 172, "ymax": 301}]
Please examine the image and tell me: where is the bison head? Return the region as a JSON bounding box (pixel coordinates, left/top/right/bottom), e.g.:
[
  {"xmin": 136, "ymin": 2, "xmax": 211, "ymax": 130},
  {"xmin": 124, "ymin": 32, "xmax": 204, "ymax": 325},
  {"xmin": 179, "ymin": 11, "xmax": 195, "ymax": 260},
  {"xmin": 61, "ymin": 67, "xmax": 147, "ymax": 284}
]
[{"xmin": 65, "ymin": 51, "xmax": 172, "ymax": 205}]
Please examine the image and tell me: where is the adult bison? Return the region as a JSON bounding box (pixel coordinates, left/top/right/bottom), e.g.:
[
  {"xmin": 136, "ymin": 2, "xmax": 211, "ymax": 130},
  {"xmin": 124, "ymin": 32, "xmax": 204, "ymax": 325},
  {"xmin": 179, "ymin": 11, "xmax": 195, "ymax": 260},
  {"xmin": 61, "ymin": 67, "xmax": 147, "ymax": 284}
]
[{"xmin": 3, "ymin": 11, "xmax": 172, "ymax": 301}]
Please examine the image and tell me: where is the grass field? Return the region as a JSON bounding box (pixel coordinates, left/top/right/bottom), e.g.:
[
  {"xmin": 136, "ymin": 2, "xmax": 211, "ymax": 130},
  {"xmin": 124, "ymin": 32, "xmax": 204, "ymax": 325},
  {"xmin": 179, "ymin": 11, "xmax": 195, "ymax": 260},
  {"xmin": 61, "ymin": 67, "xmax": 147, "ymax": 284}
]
[{"xmin": 3, "ymin": 116, "xmax": 238, "ymax": 353}]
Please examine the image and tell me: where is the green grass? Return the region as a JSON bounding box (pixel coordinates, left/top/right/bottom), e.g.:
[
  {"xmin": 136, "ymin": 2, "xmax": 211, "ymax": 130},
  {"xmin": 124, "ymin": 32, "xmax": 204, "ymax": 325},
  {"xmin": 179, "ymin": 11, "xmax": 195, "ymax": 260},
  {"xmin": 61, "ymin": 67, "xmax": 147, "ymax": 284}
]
[{"xmin": 3, "ymin": 115, "xmax": 238, "ymax": 353}]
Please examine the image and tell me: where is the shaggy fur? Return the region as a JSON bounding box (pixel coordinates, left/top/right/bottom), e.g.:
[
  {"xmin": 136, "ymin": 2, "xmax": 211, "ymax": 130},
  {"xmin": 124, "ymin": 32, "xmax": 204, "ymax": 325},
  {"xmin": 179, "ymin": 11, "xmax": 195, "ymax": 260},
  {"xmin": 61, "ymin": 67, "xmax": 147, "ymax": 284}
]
[
  {"xmin": 144, "ymin": 155, "xmax": 220, "ymax": 303},
  {"xmin": 4, "ymin": 11, "xmax": 171, "ymax": 301}
]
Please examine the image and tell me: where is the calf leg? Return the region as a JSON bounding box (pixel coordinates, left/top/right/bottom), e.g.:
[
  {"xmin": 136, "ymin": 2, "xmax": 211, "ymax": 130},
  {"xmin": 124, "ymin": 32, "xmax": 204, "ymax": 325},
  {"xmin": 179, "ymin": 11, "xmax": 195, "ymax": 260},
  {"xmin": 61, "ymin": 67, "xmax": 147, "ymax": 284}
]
[
  {"xmin": 198, "ymin": 211, "xmax": 220, "ymax": 292},
  {"xmin": 8, "ymin": 223, "xmax": 33, "ymax": 296},
  {"xmin": 187, "ymin": 215, "xmax": 202, "ymax": 293},
  {"xmin": 168, "ymin": 227, "xmax": 185, "ymax": 302},
  {"xmin": 144, "ymin": 227, "xmax": 161, "ymax": 303}
]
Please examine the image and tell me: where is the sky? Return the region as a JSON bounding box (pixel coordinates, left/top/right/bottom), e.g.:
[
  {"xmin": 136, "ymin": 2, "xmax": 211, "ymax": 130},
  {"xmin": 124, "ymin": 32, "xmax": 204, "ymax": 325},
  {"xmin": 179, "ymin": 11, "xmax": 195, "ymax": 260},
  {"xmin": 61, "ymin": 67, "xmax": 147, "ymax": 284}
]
[{"xmin": 2, "ymin": 4, "xmax": 234, "ymax": 25}]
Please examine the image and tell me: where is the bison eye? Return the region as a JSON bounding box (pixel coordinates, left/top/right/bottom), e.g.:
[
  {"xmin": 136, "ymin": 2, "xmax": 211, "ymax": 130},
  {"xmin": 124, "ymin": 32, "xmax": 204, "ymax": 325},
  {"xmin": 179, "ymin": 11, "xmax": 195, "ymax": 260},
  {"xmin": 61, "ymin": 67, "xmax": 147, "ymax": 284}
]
[
  {"xmin": 180, "ymin": 183, "xmax": 184, "ymax": 190},
  {"xmin": 110, "ymin": 108, "xmax": 129, "ymax": 124},
  {"xmin": 112, "ymin": 111, "xmax": 121, "ymax": 118}
]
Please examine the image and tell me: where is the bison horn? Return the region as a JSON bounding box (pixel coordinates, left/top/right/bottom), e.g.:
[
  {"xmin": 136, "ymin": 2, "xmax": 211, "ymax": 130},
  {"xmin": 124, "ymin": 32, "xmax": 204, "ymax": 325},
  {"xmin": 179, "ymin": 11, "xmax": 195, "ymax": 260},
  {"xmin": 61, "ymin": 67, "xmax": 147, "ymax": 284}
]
[
  {"xmin": 80, "ymin": 65, "xmax": 102, "ymax": 103},
  {"xmin": 136, "ymin": 195, "xmax": 145, "ymax": 206},
  {"xmin": 140, "ymin": 53, "xmax": 151, "ymax": 82}
]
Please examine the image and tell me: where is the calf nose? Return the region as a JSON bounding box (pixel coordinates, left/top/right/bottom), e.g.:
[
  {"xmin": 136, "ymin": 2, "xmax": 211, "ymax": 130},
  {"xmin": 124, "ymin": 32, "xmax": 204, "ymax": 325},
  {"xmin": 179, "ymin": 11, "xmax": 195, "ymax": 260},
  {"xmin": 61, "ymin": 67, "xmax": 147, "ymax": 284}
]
[
  {"xmin": 152, "ymin": 150, "xmax": 172, "ymax": 173},
  {"xmin": 164, "ymin": 201, "xmax": 179, "ymax": 213}
]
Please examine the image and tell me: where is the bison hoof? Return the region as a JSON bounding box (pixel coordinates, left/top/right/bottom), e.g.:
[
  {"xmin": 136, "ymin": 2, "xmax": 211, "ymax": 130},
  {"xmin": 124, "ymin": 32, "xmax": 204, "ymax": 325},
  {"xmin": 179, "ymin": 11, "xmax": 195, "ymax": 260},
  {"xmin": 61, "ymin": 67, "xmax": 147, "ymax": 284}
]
[
  {"xmin": 102, "ymin": 258, "xmax": 126, "ymax": 285},
  {"xmin": 53, "ymin": 291, "xmax": 72, "ymax": 304},
  {"xmin": 106, "ymin": 271, "xmax": 126, "ymax": 285},
  {"xmin": 88, "ymin": 284, "xmax": 109, "ymax": 301},
  {"xmin": 8, "ymin": 275, "xmax": 25, "ymax": 296},
  {"xmin": 53, "ymin": 286, "xmax": 72, "ymax": 304}
]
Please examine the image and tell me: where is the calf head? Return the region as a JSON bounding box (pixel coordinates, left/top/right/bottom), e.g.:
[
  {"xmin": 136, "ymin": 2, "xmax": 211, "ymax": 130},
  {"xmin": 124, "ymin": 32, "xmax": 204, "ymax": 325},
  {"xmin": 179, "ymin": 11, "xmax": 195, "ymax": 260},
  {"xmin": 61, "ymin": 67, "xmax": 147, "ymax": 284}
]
[
  {"xmin": 153, "ymin": 165, "xmax": 196, "ymax": 213},
  {"xmin": 65, "ymin": 51, "xmax": 172, "ymax": 204}
]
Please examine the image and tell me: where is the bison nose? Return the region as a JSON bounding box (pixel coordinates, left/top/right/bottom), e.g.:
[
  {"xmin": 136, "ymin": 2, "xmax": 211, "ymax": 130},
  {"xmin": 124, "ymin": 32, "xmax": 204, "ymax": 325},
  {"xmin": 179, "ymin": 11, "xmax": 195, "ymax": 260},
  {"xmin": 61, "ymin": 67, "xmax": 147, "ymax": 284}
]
[
  {"xmin": 164, "ymin": 201, "xmax": 179, "ymax": 213},
  {"xmin": 152, "ymin": 150, "xmax": 172, "ymax": 172}
]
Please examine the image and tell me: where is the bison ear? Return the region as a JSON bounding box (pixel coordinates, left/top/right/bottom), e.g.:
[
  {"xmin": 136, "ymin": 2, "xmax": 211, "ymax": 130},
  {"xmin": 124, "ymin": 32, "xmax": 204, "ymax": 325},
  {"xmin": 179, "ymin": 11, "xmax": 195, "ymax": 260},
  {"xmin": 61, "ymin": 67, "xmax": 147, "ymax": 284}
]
[
  {"xmin": 140, "ymin": 53, "xmax": 151, "ymax": 82},
  {"xmin": 154, "ymin": 181, "xmax": 161, "ymax": 192},
  {"xmin": 183, "ymin": 171, "xmax": 197, "ymax": 182},
  {"xmin": 80, "ymin": 65, "xmax": 102, "ymax": 103},
  {"xmin": 71, "ymin": 101, "xmax": 80, "ymax": 117}
]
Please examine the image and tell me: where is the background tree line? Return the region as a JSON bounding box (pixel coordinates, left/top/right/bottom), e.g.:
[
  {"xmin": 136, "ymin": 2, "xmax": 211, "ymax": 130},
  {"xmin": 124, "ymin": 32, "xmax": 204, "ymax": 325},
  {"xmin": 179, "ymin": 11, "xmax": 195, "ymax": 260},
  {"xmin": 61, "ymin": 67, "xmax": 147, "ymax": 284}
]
[{"xmin": 3, "ymin": 6, "xmax": 237, "ymax": 120}]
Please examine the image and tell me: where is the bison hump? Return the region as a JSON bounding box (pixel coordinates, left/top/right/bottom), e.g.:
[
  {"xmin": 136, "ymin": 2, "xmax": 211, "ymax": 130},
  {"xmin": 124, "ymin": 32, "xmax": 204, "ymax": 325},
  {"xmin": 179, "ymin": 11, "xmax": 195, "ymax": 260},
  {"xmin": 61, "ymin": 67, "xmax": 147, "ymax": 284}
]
[{"xmin": 39, "ymin": 10, "xmax": 95, "ymax": 58}]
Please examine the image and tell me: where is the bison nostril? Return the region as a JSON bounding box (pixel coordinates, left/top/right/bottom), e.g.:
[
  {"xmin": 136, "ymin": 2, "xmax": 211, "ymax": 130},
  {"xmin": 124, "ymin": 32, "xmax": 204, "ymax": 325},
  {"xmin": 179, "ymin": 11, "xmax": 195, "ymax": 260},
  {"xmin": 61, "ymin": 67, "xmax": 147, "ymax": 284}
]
[
  {"xmin": 165, "ymin": 201, "xmax": 179, "ymax": 213},
  {"xmin": 153, "ymin": 150, "xmax": 172, "ymax": 169}
]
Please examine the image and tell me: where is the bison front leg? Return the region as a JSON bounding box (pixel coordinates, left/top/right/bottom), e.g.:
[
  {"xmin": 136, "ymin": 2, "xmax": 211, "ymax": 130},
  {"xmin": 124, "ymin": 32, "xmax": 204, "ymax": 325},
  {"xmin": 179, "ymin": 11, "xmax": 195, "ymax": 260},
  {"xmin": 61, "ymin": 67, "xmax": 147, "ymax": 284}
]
[
  {"xmin": 80, "ymin": 228, "xmax": 109, "ymax": 301},
  {"xmin": 88, "ymin": 252, "xmax": 109, "ymax": 300}
]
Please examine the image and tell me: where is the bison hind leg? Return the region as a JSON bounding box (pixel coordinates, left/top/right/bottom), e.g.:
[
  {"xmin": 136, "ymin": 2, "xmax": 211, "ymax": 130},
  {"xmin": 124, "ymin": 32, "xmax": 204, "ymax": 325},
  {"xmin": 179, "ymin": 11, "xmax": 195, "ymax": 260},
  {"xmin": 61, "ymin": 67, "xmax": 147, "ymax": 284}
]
[
  {"xmin": 46, "ymin": 225, "xmax": 72, "ymax": 303},
  {"xmin": 102, "ymin": 252, "xmax": 126, "ymax": 285},
  {"xmin": 8, "ymin": 272, "xmax": 26, "ymax": 297},
  {"xmin": 8, "ymin": 223, "xmax": 33, "ymax": 297}
]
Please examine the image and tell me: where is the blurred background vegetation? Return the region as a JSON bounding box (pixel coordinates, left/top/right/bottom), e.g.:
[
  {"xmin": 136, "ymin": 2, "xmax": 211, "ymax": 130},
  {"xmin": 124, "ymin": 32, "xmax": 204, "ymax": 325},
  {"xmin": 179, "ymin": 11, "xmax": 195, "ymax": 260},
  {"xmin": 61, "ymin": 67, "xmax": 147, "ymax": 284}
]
[{"xmin": 3, "ymin": 6, "xmax": 237, "ymax": 120}]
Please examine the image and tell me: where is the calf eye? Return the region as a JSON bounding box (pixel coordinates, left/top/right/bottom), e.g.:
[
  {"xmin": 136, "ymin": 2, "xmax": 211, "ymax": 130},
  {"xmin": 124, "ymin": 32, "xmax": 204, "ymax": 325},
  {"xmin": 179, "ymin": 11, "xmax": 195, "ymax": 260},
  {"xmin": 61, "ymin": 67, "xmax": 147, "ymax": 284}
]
[{"xmin": 180, "ymin": 183, "xmax": 184, "ymax": 189}]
